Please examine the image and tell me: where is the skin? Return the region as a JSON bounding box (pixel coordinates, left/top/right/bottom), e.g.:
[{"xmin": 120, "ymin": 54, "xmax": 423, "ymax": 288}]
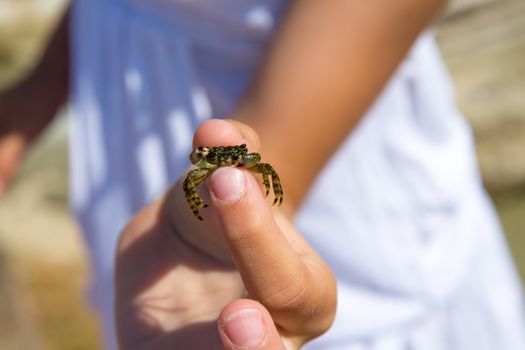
[
  {"xmin": 234, "ymin": 0, "xmax": 447, "ymax": 211},
  {"xmin": 117, "ymin": 119, "xmax": 335, "ymax": 349},
  {"xmin": 0, "ymin": 0, "xmax": 447, "ymax": 348}
]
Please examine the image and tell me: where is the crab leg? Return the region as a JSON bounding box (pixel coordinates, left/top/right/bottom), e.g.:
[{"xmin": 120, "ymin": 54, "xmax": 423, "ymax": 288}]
[
  {"xmin": 183, "ymin": 168, "xmax": 210, "ymax": 220},
  {"xmin": 251, "ymin": 163, "xmax": 284, "ymax": 206}
]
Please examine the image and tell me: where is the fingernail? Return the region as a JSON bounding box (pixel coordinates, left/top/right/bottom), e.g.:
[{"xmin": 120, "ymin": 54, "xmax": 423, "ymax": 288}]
[
  {"xmin": 209, "ymin": 167, "xmax": 246, "ymax": 204},
  {"xmin": 221, "ymin": 308, "xmax": 265, "ymax": 348}
]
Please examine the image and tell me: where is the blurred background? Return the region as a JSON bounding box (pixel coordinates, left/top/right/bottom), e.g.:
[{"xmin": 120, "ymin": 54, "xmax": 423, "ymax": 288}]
[{"xmin": 0, "ymin": 0, "xmax": 523, "ymax": 348}]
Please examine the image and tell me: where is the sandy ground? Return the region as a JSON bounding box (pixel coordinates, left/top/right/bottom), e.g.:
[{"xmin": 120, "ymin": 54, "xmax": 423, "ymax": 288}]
[{"xmin": 0, "ymin": 1, "xmax": 524, "ymax": 349}]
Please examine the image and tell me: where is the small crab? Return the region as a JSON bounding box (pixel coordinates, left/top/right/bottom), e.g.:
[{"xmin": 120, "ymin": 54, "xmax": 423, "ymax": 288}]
[{"xmin": 183, "ymin": 144, "xmax": 284, "ymax": 220}]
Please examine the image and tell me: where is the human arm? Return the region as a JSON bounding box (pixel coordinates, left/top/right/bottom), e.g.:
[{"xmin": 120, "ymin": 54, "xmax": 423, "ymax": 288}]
[
  {"xmin": 0, "ymin": 7, "xmax": 69, "ymax": 193},
  {"xmin": 234, "ymin": 0, "xmax": 447, "ymax": 211}
]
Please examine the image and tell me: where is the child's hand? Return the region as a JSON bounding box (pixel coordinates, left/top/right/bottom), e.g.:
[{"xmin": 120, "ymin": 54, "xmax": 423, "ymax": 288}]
[{"xmin": 115, "ymin": 119, "xmax": 336, "ymax": 349}]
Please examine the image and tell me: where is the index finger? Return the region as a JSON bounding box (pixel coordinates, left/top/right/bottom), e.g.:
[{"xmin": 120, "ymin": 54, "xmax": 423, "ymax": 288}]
[{"xmin": 192, "ymin": 119, "xmax": 260, "ymax": 152}]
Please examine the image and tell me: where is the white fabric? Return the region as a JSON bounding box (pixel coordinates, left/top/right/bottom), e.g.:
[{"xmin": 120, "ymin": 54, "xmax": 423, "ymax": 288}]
[{"xmin": 70, "ymin": 0, "xmax": 525, "ymax": 349}]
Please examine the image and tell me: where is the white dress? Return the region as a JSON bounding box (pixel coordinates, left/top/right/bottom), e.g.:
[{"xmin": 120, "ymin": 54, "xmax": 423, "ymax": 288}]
[{"xmin": 70, "ymin": 0, "xmax": 525, "ymax": 349}]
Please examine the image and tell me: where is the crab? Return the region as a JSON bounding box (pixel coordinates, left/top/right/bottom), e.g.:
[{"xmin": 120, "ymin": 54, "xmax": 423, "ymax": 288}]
[{"xmin": 183, "ymin": 144, "xmax": 284, "ymax": 220}]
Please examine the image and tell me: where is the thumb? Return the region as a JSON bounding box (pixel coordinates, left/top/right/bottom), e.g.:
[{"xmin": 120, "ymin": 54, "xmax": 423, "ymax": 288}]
[
  {"xmin": 218, "ymin": 299, "xmax": 289, "ymax": 350},
  {"xmin": 208, "ymin": 165, "xmax": 315, "ymax": 335}
]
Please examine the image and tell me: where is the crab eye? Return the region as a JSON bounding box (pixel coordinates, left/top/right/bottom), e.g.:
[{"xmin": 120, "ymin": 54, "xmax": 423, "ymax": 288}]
[
  {"xmin": 190, "ymin": 147, "xmax": 202, "ymax": 164},
  {"xmin": 239, "ymin": 152, "xmax": 260, "ymax": 167},
  {"xmin": 198, "ymin": 146, "xmax": 204, "ymax": 151},
  {"xmin": 240, "ymin": 144, "xmax": 247, "ymax": 149}
]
